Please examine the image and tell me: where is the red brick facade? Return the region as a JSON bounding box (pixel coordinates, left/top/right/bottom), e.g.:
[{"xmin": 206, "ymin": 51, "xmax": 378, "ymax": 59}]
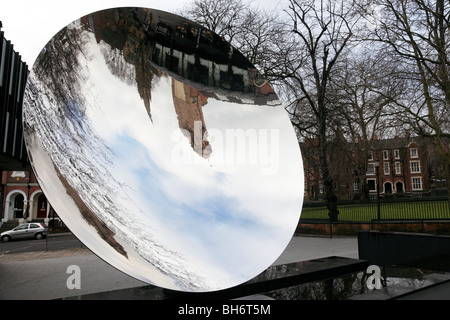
[
  {"xmin": 303, "ymin": 136, "xmax": 448, "ymax": 201},
  {"xmin": 0, "ymin": 170, "xmax": 55, "ymax": 222}
]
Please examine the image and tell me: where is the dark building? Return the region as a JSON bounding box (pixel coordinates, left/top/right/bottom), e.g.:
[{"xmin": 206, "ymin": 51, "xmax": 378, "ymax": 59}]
[
  {"xmin": 0, "ymin": 26, "xmax": 29, "ymax": 170},
  {"xmin": 0, "ymin": 25, "xmax": 58, "ymax": 229}
]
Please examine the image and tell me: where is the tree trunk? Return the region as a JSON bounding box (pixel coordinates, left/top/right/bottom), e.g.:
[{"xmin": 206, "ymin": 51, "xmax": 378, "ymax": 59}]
[{"xmin": 319, "ymin": 125, "xmax": 339, "ymax": 221}]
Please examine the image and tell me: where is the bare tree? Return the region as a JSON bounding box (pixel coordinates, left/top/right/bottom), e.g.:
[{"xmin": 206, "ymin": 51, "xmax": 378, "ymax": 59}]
[
  {"xmin": 180, "ymin": 0, "xmax": 285, "ymax": 80},
  {"xmin": 181, "ymin": 0, "xmax": 248, "ymax": 44},
  {"xmin": 368, "ymin": 0, "xmax": 450, "ymax": 195},
  {"xmin": 328, "ymin": 48, "xmax": 405, "ymax": 200},
  {"xmin": 233, "ymin": 7, "xmax": 286, "ymax": 77},
  {"xmin": 280, "ymin": 0, "xmax": 359, "ymax": 220}
]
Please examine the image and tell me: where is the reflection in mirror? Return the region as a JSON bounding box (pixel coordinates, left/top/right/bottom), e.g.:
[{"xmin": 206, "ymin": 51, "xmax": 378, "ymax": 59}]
[{"xmin": 23, "ymin": 7, "xmax": 303, "ymax": 292}]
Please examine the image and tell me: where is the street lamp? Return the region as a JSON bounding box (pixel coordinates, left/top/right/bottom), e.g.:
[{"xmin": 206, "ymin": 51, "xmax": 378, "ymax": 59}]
[{"xmin": 374, "ymin": 160, "xmax": 381, "ymax": 220}]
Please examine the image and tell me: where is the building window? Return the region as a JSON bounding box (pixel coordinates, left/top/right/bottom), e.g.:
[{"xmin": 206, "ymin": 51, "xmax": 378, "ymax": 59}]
[
  {"xmin": 367, "ymin": 163, "xmax": 375, "ymax": 175},
  {"xmin": 396, "ymin": 181, "xmax": 404, "ymax": 193},
  {"xmin": 410, "ymin": 148, "xmax": 418, "ymax": 158},
  {"xmin": 383, "ymin": 150, "xmax": 389, "ymax": 160},
  {"xmin": 367, "ymin": 179, "xmax": 376, "ymax": 191},
  {"xmin": 368, "ymin": 151, "xmax": 373, "ymax": 160},
  {"xmin": 13, "ymin": 194, "xmax": 24, "ymax": 219},
  {"xmin": 412, "ymin": 177, "xmax": 422, "ymax": 190},
  {"xmin": 384, "ymin": 162, "xmax": 390, "ymax": 175},
  {"xmin": 410, "ymin": 161, "xmax": 421, "ymax": 173},
  {"xmin": 384, "ymin": 182, "xmax": 393, "ymax": 194},
  {"xmin": 394, "ymin": 149, "xmax": 400, "ymax": 159},
  {"xmin": 395, "ymin": 162, "xmax": 401, "ymax": 174},
  {"xmin": 353, "ymin": 180, "xmax": 360, "ymax": 190}
]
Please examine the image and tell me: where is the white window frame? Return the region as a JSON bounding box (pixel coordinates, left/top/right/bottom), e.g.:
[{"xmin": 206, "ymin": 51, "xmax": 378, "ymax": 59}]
[
  {"xmin": 412, "ymin": 177, "xmax": 422, "ymax": 190},
  {"xmin": 410, "ymin": 148, "xmax": 418, "ymax": 158},
  {"xmin": 383, "ymin": 150, "xmax": 389, "ymax": 160},
  {"xmin": 395, "ymin": 162, "xmax": 401, "ymax": 174},
  {"xmin": 11, "ymin": 171, "xmax": 26, "ymax": 178},
  {"xmin": 367, "ymin": 163, "xmax": 375, "ymax": 175},
  {"xmin": 384, "ymin": 162, "xmax": 390, "ymax": 175},
  {"xmin": 410, "ymin": 160, "xmax": 421, "ymax": 173},
  {"xmin": 394, "ymin": 149, "xmax": 400, "ymax": 159},
  {"xmin": 368, "ymin": 151, "xmax": 373, "ymax": 160}
]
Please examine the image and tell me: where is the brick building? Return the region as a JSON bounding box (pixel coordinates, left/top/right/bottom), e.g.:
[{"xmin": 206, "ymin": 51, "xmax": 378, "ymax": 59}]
[
  {"xmin": 1, "ymin": 170, "xmax": 48, "ymax": 221},
  {"xmin": 303, "ymin": 135, "xmax": 448, "ymax": 201}
]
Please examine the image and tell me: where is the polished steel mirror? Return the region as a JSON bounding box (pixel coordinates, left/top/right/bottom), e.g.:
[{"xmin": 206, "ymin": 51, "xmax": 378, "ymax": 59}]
[{"xmin": 23, "ymin": 7, "xmax": 303, "ymax": 292}]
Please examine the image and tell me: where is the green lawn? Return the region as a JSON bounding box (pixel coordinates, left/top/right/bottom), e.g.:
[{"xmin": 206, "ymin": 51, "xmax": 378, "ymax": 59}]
[{"xmin": 300, "ymin": 199, "xmax": 450, "ymax": 222}]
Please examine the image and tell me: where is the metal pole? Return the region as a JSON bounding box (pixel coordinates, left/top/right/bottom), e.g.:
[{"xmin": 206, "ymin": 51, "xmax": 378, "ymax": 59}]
[
  {"xmin": 376, "ymin": 165, "xmax": 381, "ymax": 220},
  {"xmin": 0, "ymin": 171, "xmax": 4, "ymax": 222}
]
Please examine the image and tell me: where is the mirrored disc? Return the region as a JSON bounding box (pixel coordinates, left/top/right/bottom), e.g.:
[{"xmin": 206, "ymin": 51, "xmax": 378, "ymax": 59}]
[{"xmin": 22, "ymin": 7, "xmax": 304, "ymax": 292}]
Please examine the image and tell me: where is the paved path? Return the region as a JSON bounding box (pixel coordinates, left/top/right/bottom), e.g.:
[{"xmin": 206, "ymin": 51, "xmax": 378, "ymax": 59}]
[{"xmin": 0, "ymin": 235, "xmax": 359, "ymax": 300}]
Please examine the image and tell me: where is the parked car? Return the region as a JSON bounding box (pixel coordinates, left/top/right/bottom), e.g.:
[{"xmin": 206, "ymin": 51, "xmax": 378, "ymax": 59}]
[{"xmin": 1, "ymin": 223, "xmax": 49, "ymax": 242}]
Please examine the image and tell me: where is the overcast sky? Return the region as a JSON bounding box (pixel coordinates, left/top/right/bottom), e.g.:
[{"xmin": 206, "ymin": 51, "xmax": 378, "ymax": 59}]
[{"xmin": 1, "ymin": 0, "xmax": 285, "ymax": 66}]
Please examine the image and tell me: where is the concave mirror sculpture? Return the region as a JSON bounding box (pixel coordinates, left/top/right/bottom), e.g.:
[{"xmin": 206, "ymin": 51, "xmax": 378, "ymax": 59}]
[{"xmin": 23, "ymin": 7, "xmax": 303, "ymax": 292}]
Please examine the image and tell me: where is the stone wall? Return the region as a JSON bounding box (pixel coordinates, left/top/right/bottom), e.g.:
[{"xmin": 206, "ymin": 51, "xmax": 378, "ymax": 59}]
[{"xmin": 296, "ymin": 221, "xmax": 450, "ymax": 236}]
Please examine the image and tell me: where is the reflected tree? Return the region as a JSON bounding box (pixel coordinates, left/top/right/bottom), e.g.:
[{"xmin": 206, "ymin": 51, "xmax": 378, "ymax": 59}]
[{"xmin": 33, "ymin": 26, "xmax": 90, "ymax": 115}]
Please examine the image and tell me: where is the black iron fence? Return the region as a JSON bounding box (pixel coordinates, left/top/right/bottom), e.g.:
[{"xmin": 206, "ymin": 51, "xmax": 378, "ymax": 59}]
[{"xmin": 300, "ymin": 196, "xmax": 450, "ymax": 223}]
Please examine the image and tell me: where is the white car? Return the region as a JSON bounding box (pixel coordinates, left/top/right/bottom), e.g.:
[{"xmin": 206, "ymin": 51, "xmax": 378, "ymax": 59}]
[{"xmin": 1, "ymin": 223, "xmax": 49, "ymax": 242}]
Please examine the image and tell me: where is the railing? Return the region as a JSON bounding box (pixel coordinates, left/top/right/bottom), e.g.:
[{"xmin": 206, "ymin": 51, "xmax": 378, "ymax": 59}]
[{"xmin": 300, "ymin": 197, "xmax": 450, "ymax": 223}]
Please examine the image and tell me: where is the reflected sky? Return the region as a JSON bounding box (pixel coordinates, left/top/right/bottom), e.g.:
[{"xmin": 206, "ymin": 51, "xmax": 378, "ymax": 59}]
[{"xmin": 22, "ymin": 7, "xmax": 303, "ymax": 292}]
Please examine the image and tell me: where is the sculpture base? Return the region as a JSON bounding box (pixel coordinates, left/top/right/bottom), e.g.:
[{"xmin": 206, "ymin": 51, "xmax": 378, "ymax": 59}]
[
  {"xmin": 63, "ymin": 256, "xmax": 369, "ymax": 300},
  {"xmin": 62, "ymin": 254, "xmax": 450, "ymax": 300}
]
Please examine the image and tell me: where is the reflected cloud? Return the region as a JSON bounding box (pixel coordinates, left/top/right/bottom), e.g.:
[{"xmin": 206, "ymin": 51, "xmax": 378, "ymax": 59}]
[{"xmin": 23, "ymin": 7, "xmax": 303, "ymax": 292}]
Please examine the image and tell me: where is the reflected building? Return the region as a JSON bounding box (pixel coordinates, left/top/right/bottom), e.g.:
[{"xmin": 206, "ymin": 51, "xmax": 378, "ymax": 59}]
[
  {"xmin": 82, "ymin": 9, "xmax": 157, "ymax": 121},
  {"xmin": 80, "ymin": 7, "xmax": 280, "ymax": 159},
  {"xmin": 172, "ymin": 78, "xmax": 211, "ymax": 159}
]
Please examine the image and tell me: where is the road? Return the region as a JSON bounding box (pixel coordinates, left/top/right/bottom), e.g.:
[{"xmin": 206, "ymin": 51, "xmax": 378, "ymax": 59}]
[{"xmin": 0, "ymin": 233, "xmax": 84, "ymax": 256}]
